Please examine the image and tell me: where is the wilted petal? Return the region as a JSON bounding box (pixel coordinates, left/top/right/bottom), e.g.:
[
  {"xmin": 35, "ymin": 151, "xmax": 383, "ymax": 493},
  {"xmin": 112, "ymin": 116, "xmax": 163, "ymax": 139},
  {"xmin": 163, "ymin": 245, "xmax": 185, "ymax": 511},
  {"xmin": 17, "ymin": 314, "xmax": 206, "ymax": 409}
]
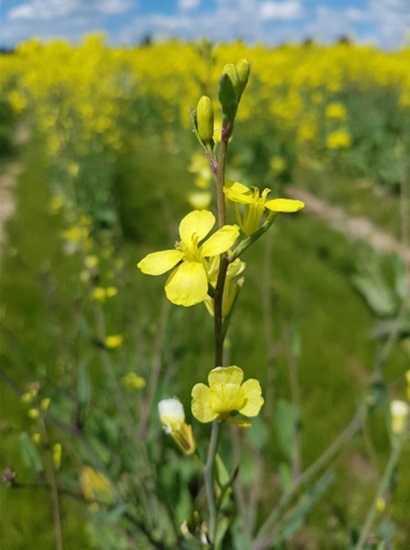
[
  {"xmin": 179, "ymin": 210, "xmax": 215, "ymax": 245},
  {"xmin": 138, "ymin": 249, "xmax": 183, "ymax": 275},
  {"xmin": 240, "ymin": 379, "xmax": 264, "ymax": 417},
  {"xmin": 165, "ymin": 261, "xmax": 208, "ymax": 306},
  {"xmin": 191, "ymin": 384, "xmax": 218, "ymax": 422},
  {"xmin": 265, "ymin": 198, "xmax": 305, "ymax": 213}
]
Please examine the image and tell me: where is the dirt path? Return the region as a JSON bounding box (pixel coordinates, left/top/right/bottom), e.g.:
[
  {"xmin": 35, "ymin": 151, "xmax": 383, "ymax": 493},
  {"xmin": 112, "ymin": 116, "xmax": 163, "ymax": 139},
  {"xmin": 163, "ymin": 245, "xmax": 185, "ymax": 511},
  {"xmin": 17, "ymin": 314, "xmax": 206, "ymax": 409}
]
[
  {"xmin": 0, "ymin": 162, "xmax": 20, "ymax": 258},
  {"xmin": 287, "ymin": 185, "xmax": 410, "ymax": 264}
]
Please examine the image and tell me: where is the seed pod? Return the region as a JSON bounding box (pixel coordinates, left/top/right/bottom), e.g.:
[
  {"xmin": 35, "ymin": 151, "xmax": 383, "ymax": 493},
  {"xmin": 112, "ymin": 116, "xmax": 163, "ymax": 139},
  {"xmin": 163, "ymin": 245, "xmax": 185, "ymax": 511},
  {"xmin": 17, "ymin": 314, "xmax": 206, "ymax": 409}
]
[{"xmin": 196, "ymin": 95, "xmax": 214, "ymax": 143}]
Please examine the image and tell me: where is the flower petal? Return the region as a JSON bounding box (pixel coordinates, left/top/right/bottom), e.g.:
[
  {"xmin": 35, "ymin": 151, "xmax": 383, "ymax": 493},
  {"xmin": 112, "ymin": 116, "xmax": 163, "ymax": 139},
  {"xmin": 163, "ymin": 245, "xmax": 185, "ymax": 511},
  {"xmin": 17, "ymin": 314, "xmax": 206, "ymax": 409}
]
[
  {"xmin": 200, "ymin": 225, "xmax": 239, "ymax": 257},
  {"xmin": 138, "ymin": 250, "xmax": 183, "ymax": 275},
  {"xmin": 210, "ymin": 384, "xmax": 246, "ymax": 414},
  {"xmin": 179, "ymin": 210, "xmax": 215, "ymax": 245},
  {"xmin": 191, "ymin": 384, "xmax": 218, "ymax": 422},
  {"xmin": 165, "ymin": 262, "xmax": 208, "ymax": 306},
  {"xmin": 208, "ymin": 366, "xmax": 244, "ymax": 387},
  {"xmin": 224, "ymin": 188, "xmax": 255, "ymax": 205},
  {"xmin": 264, "ymin": 198, "xmax": 305, "ymax": 213},
  {"xmin": 240, "ymin": 379, "xmax": 264, "ymax": 417}
]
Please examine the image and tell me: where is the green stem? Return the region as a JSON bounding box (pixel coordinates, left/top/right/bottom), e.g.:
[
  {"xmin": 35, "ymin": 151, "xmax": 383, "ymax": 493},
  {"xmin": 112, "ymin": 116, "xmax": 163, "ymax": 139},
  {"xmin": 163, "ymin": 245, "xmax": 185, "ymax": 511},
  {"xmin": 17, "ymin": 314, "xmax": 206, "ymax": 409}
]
[
  {"xmin": 215, "ymin": 136, "xmax": 228, "ymax": 229},
  {"xmin": 204, "ymin": 421, "xmax": 221, "ymax": 545},
  {"xmin": 254, "ymin": 407, "xmax": 365, "ymax": 548},
  {"xmin": 354, "ymin": 438, "xmax": 404, "ymax": 550}
]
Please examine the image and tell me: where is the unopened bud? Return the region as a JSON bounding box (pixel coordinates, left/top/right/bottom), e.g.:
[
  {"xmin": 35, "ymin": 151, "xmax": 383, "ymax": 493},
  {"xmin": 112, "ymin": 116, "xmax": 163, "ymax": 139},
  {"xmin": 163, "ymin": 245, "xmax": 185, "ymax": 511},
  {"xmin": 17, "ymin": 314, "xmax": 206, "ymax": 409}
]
[
  {"xmin": 196, "ymin": 96, "xmax": 214, "ymax": 143},
  {"xmin": 222, "ymin": 64, "xmax": 239, "ymax": 96},
  {"xmin": 236, "ymin": 59, "xmax": 251, "ymax": 98}
]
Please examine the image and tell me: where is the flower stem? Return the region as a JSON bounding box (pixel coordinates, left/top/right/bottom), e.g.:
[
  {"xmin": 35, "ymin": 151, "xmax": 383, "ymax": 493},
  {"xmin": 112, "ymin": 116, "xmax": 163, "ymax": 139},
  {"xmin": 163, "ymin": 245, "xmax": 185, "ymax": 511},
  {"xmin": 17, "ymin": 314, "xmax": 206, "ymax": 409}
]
[
  {"xmin": 354, "ymin": 438, "xmax": 404, "ymax": 550},
  {"xmin": 204, "ymin": 420, "xmax": 221, "ymax": 545},
  {"xmin": 254, "ymin": 407, "xmax": 365, "ymax": 548}
]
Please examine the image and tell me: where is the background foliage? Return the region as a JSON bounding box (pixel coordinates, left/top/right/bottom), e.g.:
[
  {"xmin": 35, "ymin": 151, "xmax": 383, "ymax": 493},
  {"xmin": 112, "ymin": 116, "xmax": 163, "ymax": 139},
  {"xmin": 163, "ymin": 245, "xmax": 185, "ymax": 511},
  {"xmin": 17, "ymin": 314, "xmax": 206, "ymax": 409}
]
[{"xmin": 0, "ymin": 35, "xmax": 409, "ymax": 548}]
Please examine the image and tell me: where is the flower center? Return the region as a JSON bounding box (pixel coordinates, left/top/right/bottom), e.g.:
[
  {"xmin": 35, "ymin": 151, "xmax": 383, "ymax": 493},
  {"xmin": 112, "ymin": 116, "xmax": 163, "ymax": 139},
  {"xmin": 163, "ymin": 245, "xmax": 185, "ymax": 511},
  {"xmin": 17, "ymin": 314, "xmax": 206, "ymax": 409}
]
[{"xmin": 175, "ymin": 233, "xmax": 203, "ymax": 263}]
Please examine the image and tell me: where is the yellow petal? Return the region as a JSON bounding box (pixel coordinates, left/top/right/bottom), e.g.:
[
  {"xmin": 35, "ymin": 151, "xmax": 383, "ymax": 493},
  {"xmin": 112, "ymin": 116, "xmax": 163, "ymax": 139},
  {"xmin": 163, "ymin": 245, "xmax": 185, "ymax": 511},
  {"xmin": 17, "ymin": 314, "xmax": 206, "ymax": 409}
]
[
  {"xmin": 225, "ymin": 180, "xmax": 250, "ymax": 195},
  {"xmin": 224, "ymin": 187, "xmax": 255, "ymax": 205},
  {"xmin": 264, "ymin": 198, "xmax": 305, "ymax": 213},
  {"xmin": 138, "ymin": 250, "xmax": 183, "ymax": 275},
  {"xmin": 201, "ymin": 225, "xmax": 239, "ymax": 257},
  {"xmin": 179, "ymin": 210, "xmax": 215, "ymax": 245},
  {"xmin": 208, "ymin": 366, "xmax": 244, "ymax": 387},
  {"xmin": 165, "ymin": 262, "xmax": 208, "ymax": 306},
  {"xmin": 210, "ymin": 384, "xmax": 246, "ymax": 414},
  {"xmin": 191, "ymin": 384, "xmax": 218, "ymax": 422},
  {"xmin": 240, "ymin": 379, "xmax": 264, "ymax": 417}
]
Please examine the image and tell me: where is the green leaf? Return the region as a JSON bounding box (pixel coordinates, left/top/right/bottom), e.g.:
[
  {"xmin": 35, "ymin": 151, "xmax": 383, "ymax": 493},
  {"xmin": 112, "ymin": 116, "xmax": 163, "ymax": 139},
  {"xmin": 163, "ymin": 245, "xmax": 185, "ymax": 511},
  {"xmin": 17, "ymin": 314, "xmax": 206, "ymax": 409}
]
[
  {"xmin": 351, "ymin": 273, "xmax": 397, "ymax": 317},
  {"xmin": 19, "ymin": 431, "xmax": 43, "ymax": 473},
  {"xmin": 275, "ymin": 399, "xmax": 299, "ymax": 460},
  {"xmin": 279, "ymin": 471, "xmax": 335, "ymax": 540},
  {"xmin": 278, "ymin": 462, "xmax": 293, "ymax": 492},
  {"xmin": 77, "ymin": 362, "xmax": 91, "ymax": 411}
]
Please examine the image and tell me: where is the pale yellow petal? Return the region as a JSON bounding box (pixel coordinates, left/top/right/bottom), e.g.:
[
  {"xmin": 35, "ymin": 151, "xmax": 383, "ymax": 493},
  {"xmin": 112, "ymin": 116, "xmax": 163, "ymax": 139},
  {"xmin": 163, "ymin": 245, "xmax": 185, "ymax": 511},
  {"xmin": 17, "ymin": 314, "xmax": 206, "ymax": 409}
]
[
  {"xmin": 264, "ymin": 198, "xmax": 305, "ymax": 213},
  {"xmin": 179, "ymin": 210, "xmax": 215, "ymax": 245},
  {"xmin": 240, "ymin": 379, "xmax": 264, "ymax": 417},
  {"xmin": 208, "ymin": 366, "xmax": 244, "ymax": 387},
  {"xmin": 165, "ymin": 262, "xmax": 208, "ymax": 306},
  {"xmin": 210, "ymin": 384, "xmax": 246, "ymax": 414},
  {"xmin": 191, "ymin": 384, "xmax": 218, "ymax": 422},
  {"xmin": 200, "ymin": 225, "xmax": 239, "ymax": 257},
  {"xmin": 138, "ymin": 250, "xmax": 183, "ymax": 275}
]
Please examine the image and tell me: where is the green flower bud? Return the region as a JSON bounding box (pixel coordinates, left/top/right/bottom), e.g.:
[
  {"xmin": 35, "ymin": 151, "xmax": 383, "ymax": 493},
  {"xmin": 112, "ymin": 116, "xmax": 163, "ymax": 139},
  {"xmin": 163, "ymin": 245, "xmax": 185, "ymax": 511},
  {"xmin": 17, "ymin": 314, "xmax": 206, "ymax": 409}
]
[
  {"xmin": 196, "ymin": 95, "xmax": 214, "ymax": 143},
  {"xmin": 222, "ymin": 63, "xmax": 240, "ymax": 96},
  {"xmin": 236, "ymin": 59, "xmax": 251, "ymax": 99}
]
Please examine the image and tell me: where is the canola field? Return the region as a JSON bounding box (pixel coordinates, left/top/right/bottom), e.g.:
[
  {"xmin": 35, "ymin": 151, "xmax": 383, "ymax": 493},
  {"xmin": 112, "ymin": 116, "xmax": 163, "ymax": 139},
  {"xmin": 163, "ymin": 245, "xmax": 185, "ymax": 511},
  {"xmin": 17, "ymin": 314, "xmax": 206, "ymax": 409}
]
[{"xmin": 0, "ymin": 36, "xmax": 409, "ymax": 549}]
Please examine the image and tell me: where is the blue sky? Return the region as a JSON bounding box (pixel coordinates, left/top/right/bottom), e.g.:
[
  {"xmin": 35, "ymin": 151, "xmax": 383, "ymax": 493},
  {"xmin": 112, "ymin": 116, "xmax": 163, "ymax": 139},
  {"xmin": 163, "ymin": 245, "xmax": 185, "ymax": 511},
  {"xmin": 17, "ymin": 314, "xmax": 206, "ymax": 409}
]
[{"xmin": 1, "ymin": 0, "xmax": 409, "ymax": 49}]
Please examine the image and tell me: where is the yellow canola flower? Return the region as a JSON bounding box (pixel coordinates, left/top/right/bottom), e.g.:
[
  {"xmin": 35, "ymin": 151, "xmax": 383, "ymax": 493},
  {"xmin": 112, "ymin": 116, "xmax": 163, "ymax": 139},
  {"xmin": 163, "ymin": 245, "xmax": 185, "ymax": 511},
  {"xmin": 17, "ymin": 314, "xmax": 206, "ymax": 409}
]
[
  {"xmin": 224, "ymin": 180, "xmax": 305, "ymax": 236},
  {"xmin": 105, "ymin": 334, "xmax": 124, "ymax": 349},
  {"xmin": 187, "ymin": 191, "xmax": 212, "ymax": 210},
  {"xmin": 121, "ymin": 372, "xmax": 146, "ymax": 390},
  {"xmin": 325, "ymin": 102, "xmax": 347, "ymax": 120},
  {"xmin": 158, "ymin": 398, "xmax": 196, "ymax": 455},
  {"xmin": 191, "ymin": 366, "xmax": 264, "ymax": 426},
  {"xmin": 52, "ymin": 443, "xmax": 62, "ymax": 470},
  {"xmin": 80, "ymin": 465, "xmax": 113, "ymax": 505},
  {"xmin": 137, "ymin": 210, "xmax": 239, "ymax": 307},
  {"xmin": 326, "ymin": 129, "xmax": 352, "ymax": 149},
  {"xmin": 91, "ymin": 286, "xmax": 118, "ymax": 302},
  {"xmin": 390, "ymin": 400, "xmax": 409, "ymax": 435}
]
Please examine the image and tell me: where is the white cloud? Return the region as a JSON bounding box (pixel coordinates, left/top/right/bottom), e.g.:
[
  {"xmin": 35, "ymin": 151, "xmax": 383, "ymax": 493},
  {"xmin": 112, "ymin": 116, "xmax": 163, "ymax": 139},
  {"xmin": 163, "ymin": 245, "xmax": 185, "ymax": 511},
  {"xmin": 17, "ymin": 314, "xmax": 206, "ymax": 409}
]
[
  {"xmin": 260, "ymin": 1, "xmax": 302, "ymax": 21},
  {"xmin": 8, "ymin": 0, "xmax": 131, "ymax": 21},
  {"xmin": 178, "ymin": 0, "xmax": 200, "ymax": 10},
  {"xmin": 2, "ymin": 0, "xmax": 409, "ymax": 49}
]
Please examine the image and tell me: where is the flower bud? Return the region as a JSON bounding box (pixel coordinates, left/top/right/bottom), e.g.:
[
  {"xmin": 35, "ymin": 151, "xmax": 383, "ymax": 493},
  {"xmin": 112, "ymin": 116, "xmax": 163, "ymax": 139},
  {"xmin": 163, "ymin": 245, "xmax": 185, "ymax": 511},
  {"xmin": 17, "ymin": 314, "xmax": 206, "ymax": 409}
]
[
  {"xmin": 196, "ymin": 96, "xmax": 214, "ymax": 143},
  {"xmin": 390, "ymin": 400, "xmax": 409, "ymax": 435},
  {"xmin": 158, "ymin": 398, "xmax": 196, "ymax": 455},
  {"xmin": 236, "ymin": 59, "xmax": 251, "ymax": 98},
  {"xmin": 222, "ymin": 63, "xmax": 239, "ymax": 95}
]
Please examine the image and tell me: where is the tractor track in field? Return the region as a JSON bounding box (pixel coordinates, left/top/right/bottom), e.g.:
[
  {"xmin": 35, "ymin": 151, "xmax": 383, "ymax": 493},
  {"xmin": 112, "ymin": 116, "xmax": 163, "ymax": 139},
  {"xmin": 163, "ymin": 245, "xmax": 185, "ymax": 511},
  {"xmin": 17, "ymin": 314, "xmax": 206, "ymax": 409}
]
[{"xmin": 286, "ymin": 185, "xmax": 410, "ymax": 265}]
